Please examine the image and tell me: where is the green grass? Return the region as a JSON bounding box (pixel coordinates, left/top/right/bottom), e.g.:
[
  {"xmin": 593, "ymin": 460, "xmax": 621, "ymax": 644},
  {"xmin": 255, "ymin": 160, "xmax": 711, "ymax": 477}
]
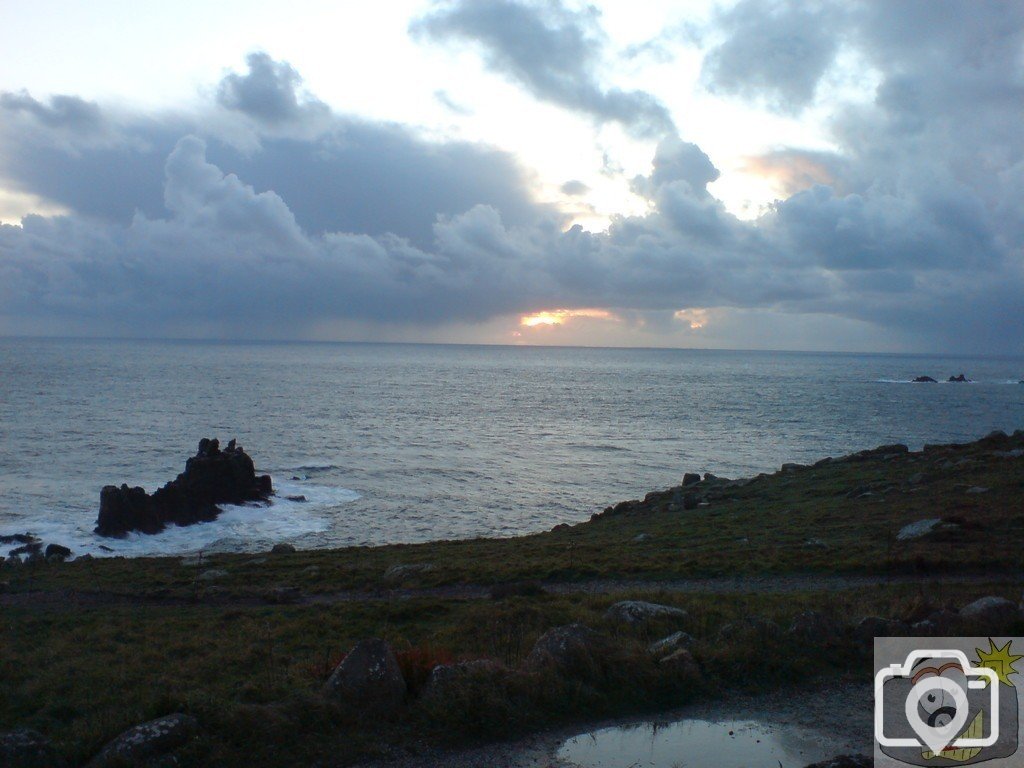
[{"xmin": 2, "ymin": 432, "xmax": 1023, "ymax": 765}]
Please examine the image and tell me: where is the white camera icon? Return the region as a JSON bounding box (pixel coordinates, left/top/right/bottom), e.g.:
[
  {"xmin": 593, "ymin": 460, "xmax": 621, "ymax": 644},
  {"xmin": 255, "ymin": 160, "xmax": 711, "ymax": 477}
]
[{"xmin": 875, "ymin": 649, "xmax": 1000, "ymax": 751}]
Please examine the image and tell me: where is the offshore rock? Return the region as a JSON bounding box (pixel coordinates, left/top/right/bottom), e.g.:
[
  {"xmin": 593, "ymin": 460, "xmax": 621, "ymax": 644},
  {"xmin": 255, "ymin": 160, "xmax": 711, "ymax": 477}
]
[{"xmin": 95, "ymin": 439, "xmax": 272, "ymax": 537}]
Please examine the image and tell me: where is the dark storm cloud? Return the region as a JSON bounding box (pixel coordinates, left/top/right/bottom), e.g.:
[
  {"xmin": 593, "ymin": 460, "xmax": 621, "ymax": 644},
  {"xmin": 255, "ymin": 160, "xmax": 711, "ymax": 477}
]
[
  {"xmin": 411, "ymin": 0, "xmax": 676, "ymax": 138},
  {"xmin": 0, "ymin": 55, "xmax": 550, "ymax": 244}
]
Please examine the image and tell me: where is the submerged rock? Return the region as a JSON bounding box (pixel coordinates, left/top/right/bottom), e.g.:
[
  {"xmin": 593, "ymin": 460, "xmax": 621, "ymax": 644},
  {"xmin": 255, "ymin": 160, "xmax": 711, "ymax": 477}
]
[
  {"xmin": 44, "ymin": 544, "xmax": 71, "ymax": 562},
  {"xmin": 95, "ymin": 438, "xmax": 272, "ymax": 538},
  {"xmin": 912, "ymin": 375, "xmax": 937, "ymax": 383},
  {"xmin": 948, "ymin": 373, "xmax": 970, "ymax": 382}
]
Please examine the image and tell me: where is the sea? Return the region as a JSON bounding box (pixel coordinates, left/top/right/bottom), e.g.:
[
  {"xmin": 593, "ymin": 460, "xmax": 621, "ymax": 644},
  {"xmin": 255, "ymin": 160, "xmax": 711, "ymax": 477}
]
[{"xmin": 1, "ymin": 337, "xmax": 1022, "ymax": 558}]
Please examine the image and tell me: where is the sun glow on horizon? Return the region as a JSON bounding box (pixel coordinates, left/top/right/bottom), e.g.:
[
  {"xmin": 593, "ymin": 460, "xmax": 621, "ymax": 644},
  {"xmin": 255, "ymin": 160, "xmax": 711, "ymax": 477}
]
[{"xmin": 520, "ymin": 308, "xmax": 617, "ymax": 327}]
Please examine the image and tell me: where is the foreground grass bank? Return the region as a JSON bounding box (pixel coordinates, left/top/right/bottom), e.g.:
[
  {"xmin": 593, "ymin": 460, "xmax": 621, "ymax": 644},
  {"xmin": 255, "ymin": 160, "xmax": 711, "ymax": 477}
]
[{"xmin": 2, "ymin": 430, "xmax": 1023, "ymax": 765}]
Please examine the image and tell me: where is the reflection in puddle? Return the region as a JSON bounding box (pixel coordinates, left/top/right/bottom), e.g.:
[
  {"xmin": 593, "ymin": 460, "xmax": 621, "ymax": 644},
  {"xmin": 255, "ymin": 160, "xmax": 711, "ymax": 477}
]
[{"xmin": 557, "ymin": 719, "xmax": 829, "ymax": 768}]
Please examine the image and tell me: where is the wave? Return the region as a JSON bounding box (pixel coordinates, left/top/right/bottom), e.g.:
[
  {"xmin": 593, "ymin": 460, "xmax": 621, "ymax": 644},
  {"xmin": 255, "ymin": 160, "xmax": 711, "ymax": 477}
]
[{"xmin": 0, "ymin": 479, "xmax": 360, "ymax": 559}]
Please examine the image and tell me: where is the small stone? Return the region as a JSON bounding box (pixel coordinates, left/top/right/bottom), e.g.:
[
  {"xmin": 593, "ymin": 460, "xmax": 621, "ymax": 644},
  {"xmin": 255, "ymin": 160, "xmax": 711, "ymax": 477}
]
[
  {"xmin": 896, "ymin": 519, "xmax": 944, "ymax": 541},
  {"xmin": 605, "ymin": 600, "xmax": 688, "ymax": 626},
  {"xmin": 89, "ymin": 714, "xmax": 198, "ymax": 767},
  {"xmin": 648, "ymin": 631, "xmax": 694, "ymax": 656},
  {"xmin": 383, "ymin": 563, "xmax": 435, "ymax": 584},
  {"xmin": 196, "ymin": 569, "xmax": 227, "ymax": 581},
  {"xmin": 965, "ymin": 486, "xmax": 989, "ymax": 494}
]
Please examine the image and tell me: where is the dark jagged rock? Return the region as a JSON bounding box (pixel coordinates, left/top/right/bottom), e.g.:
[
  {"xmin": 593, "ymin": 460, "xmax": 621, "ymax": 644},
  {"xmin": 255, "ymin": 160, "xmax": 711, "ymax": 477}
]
[
  {"xmin": 948, "ymin": 373, "xmax": 969, "ymax": 382},
  {"xmin": 912, "ymin": 375, "xmax": 937, "ymax": 383},
  {"xmin": 95, "ymin": 439, "xmax": 273, "ymax": 538},
  {"xmin": 44, "ymin": 544, "xmax": 71, "ymax": 561},
  {"xmin": 0, "ymin": 534, "xmax": 38, "ymax": 546},
  {"xmin": 682, "ymin": 472, "xmax": 701, "ymax": 486}
]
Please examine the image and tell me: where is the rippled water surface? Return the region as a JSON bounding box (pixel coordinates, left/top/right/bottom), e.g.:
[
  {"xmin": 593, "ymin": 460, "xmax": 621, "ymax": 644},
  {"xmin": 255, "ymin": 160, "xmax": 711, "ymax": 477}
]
[
  {"xmin": 1, "ymin": 338, "xmax": 1022, "ymax": 555},
  {"xmin": 557, "ymin": 719, "xmax": 830, "ymax": 768}
]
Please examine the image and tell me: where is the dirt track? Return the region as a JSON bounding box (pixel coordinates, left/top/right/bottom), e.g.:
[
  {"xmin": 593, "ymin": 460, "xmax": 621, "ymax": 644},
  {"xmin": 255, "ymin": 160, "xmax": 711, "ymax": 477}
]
[{"xmin": 1, "ymin": 571, "xmax": 1014, "ymax": 611}]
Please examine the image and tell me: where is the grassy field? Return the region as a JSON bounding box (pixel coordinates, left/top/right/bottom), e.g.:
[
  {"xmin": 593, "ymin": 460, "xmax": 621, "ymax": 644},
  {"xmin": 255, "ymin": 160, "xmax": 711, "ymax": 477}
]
[{"xmin": 2, "ymin": 431, "xmax": 1022, "ymax": 765}]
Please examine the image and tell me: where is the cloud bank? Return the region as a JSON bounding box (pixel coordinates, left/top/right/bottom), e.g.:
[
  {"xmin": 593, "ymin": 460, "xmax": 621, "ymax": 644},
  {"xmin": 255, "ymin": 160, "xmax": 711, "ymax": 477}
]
[{"xmin": 1, "ymin": 1, "xmax": 1022, "ymax": 353}]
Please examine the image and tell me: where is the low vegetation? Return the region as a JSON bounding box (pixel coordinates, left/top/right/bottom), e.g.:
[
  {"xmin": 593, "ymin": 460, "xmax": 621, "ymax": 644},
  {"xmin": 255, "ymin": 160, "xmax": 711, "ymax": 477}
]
[{"xmin": 2, "ymin": 430, "xmax": 1022, "ymax": 765}]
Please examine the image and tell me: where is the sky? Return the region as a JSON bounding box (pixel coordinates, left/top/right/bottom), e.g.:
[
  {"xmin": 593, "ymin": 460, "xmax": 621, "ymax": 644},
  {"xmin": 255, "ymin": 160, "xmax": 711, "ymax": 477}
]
[{"xmin": 0, "ymin": 0, "xmax": 1022, "ymax": 353}]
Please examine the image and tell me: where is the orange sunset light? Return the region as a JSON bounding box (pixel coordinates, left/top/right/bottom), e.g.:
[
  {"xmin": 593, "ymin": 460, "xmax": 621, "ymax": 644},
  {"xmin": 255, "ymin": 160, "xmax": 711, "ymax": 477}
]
[{"xmin": 520, "ymin": 308, "xmax": 616, "ymax": 327}]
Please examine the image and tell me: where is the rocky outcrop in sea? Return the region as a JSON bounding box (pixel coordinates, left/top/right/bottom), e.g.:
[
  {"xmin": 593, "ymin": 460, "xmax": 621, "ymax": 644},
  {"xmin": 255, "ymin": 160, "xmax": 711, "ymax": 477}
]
[{"xmin": 95, "ymin": 438, "xmax": 272, "ymax": 538}]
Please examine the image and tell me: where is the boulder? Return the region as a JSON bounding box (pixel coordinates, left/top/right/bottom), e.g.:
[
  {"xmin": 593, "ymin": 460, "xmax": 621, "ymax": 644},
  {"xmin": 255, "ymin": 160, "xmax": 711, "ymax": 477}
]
[
  {"xmin": 682, "ymin": 473, "xmax": 701, "ymax": 486},
  {"xmin": 2, "ymin": 556, "xmax": 21, "ymax": 569},
  {"xmin": 605, "ymin": 600, "xmax": 688, "ymax": 627},
  {"xmin": 383, "ymin": 563, "xmax": 435, "ymax": 584},
  {"xmin": 44, "ymin": 544, "xmax": 71, "ymax": 562},
  {"xmin": 87, "ymin": 714, "xmax": 197, "ymax": 767},
  {"xmin": 912, "ymin": 376, "xmax": 937, "ymax": 383},
  {"xmin": 948, "ymin": 373, "xmax": 970, "ymax": 382},
  {"xmin": 95, "ymin": 438, "xmax": 273, "ymax": 538},
  {"xmin": 960, "ymin": 596, "xmax": 1019, "ymax": 627},
  {"xmin": 525, "ymin": 624, "xmax": 611, "ymax": 677},
  {"xmin": 0, "ymin": 729, "xmax": 66, "ymax": 768},
  {"xmin": 270, "ymin": 543, "xmax": 296, "ymax": 554},
  {"xmin": 647, "ymin": 631, "xmax": 694, "ymax": 656},
  {"xmin": 323, "ymin": 638, "xmax": 406, "ymax": 716}
]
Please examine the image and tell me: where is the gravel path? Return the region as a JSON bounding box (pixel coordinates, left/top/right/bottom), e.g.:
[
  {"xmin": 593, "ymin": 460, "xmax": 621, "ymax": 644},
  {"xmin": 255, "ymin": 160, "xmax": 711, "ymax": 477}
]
[{"xmin": 0, "ymin": 571, "xmax": 1013, "ymax": 610}]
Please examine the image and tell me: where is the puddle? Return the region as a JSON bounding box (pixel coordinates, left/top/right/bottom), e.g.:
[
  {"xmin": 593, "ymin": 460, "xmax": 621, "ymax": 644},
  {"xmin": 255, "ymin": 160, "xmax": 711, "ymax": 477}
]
[{"xmin": 556, "ymin": 718, "xmax": 831, "ymax": 768}]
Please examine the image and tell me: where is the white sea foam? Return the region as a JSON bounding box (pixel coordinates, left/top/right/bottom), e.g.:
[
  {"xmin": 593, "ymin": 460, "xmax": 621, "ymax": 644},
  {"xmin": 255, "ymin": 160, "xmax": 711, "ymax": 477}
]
[{"xmin": 0, "ymin": 479, "xmax": 359, "ymax": 558}]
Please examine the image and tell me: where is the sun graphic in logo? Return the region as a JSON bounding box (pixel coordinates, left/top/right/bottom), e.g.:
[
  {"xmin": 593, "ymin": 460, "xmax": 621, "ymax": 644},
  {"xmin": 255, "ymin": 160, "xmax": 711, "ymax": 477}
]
[{"xmin": 975, "ymin": 638, "xmax": 1023, "ymax": 687}]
